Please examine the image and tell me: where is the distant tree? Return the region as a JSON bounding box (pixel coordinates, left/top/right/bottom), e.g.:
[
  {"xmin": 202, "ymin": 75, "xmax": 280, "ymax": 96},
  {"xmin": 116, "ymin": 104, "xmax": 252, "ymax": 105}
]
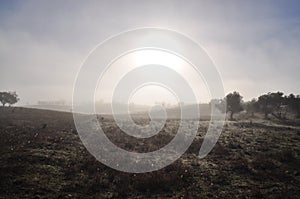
[
  {"xmin": 287, "ymin": 94, "xmax": 300, "ymax": 118},
  {"xmin": 257, "ymin": 92, "xmax": 285, "ymax": 119},
  {"xmin": 7, "ymin": 91, "xmax": 19, "ymax": 106},
  {"xmin": 226, "ymin": 91, "xmax": 243, "ymax": 120},
  {"xmin": 210, "ymin": 99, "xmax": 226, "ymax": 113},
  {"xmin": 257, "ymin": 94, "xmax": 271, "ymax": 119},
  {"xmin": 244, "ymin": 98, "xmax": 258, "ymax": 117},
  {"xmin": 0, "ymin": 92, "xmax": 8, "ymax": 106},
  {"xmin": 0, "ymin": 91, "xmax": 19, "ymax": 107}
]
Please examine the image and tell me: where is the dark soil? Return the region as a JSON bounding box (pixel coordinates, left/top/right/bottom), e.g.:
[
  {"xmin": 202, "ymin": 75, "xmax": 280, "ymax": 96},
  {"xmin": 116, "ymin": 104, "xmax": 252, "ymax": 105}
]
[{"xmin": 0, "ymin": 107, "xmax": 299, "ymax": 198}]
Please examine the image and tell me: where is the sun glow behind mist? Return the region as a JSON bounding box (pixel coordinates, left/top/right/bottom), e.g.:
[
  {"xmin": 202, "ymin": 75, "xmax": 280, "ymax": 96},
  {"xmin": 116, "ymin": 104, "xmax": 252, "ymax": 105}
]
[
  {"xmin": 131, "ymin": 50, "xmax": 186, "ymax": 74},
  {"xmin": 95, "ymin": 49, "xmax": 210, "ymax": 105}
]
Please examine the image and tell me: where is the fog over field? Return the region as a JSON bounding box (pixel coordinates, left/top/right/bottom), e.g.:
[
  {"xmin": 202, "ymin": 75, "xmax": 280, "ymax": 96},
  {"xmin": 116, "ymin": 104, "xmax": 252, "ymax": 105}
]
[
  {"xmin": 0, "ymin": 1, "xmax": 300, "ymax": 198},
  {"xmin": 0, "ymin": 1, "xmax": 300, "ymax": 105}
]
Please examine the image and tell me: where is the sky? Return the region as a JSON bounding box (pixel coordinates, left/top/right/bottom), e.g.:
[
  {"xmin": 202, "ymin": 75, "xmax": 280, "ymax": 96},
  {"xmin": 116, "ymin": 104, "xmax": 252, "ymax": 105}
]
[{"xmin": 0, "ymin": 0, "xmax": 300, "ymax": 105}]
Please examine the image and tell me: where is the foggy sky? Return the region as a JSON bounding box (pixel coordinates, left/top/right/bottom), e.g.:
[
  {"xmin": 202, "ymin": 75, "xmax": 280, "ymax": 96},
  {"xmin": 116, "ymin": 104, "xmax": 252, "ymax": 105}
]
[{"xmin": 0, "ymin": 0, "xmax": 300, "ymax": 105}]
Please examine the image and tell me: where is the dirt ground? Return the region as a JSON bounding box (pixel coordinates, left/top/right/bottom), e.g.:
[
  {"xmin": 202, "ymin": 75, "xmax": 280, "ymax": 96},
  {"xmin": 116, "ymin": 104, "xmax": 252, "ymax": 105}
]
[{"xmin": 0, "ymin": 107, "xmax": 299, "ymax": 198}]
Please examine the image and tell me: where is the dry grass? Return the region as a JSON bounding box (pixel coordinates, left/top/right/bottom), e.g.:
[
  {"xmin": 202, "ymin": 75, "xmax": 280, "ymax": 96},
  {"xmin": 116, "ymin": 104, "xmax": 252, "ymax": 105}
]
[{"xmin": 0, "ymin": 107, "xmax": 299, "ymax": 198}]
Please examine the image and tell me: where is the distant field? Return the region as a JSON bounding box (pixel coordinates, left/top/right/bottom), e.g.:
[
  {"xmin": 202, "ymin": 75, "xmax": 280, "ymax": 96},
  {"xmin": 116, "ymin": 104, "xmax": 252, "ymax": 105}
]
[
  {"xmin": 0, "ymin": 107, "xmax": 299, "ymax": 198},
  {"xmin": 25, "ymin": 103, "xmax": 213, "ymax": 119}
]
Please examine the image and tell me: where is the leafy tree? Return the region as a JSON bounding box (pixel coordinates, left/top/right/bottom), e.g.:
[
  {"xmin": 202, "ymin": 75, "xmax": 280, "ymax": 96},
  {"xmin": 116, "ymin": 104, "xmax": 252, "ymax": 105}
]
[
  {"xmin": 0, "ymin": 91, "xmax": 19, "ymax": 107},
  {"xmin": 0, "ymin": 92, "xmax": 8, "ymax": 106},
  {"xmin": 244, "ymin": 98, "xmax": 258, "ymax": 117},
  {"xmin": 287, "ymin": 94, "xmax": 300, "ymax": 118},
  {"xmin": 226, "ymin": 91, "xmax": 243, "ymax": 120},
  {"xmin": 257, "ymin": 92, "xmax": 285, "ymax": 119}
]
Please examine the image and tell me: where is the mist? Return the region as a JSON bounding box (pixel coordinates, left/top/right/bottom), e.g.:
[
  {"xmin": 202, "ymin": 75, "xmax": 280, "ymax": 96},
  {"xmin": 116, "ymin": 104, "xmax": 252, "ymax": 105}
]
[{"xmin": 0, "ymin": 1, "xmax": 299, "ymax": 105}]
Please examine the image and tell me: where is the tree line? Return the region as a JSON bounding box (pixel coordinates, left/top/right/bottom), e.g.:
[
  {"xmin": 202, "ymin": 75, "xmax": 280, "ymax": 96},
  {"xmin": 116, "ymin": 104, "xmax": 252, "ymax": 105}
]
[
  {"xmin": 212, "ymin": 91, "xmax": 300, "ymax": 120},
  {"xmin": 1, "ymin": 90, "xmax": 300, "ymax": 120}
]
